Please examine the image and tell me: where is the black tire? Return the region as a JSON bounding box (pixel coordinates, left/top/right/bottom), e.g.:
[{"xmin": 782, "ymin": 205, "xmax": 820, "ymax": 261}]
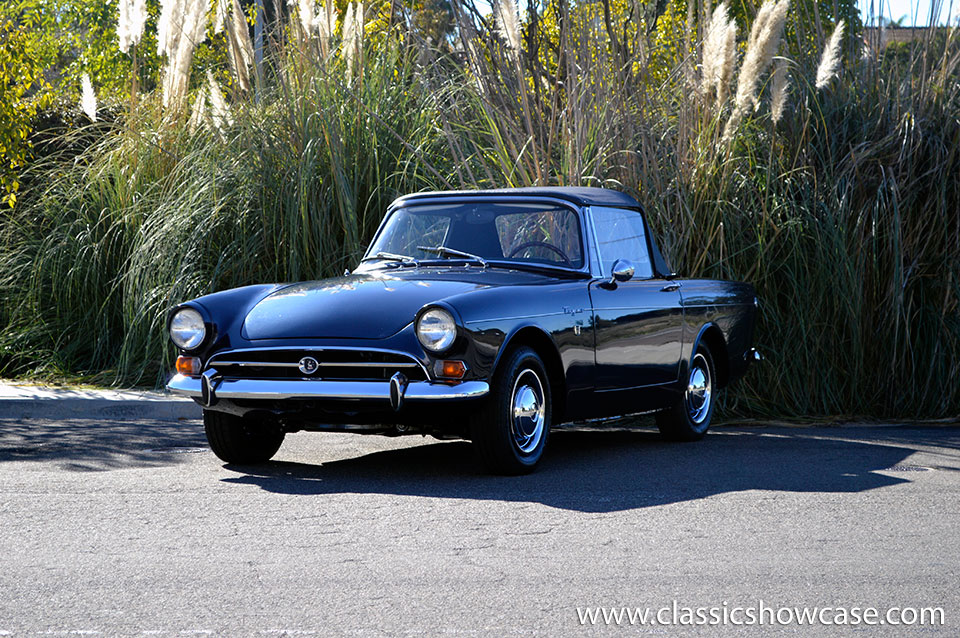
[
  {"xmin": 656, "ymin": 343, "xmax": 717, "ymax": 442},
  {"xmin": 203, "ymin": 410, "xmax": 285, "ymax": 464},
  {"xmin": 470, "ymin": 346, "xmax": 551, "ymax": 475}
]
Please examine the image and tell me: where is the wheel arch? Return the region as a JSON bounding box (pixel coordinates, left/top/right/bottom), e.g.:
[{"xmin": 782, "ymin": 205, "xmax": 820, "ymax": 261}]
[
  {"xmin": 693, "ymin": 323, "xmax": 730, "ymax": 388},
  {"xmin": 492, "ymin": 325, "xmax": 567, "ymax": 422}
]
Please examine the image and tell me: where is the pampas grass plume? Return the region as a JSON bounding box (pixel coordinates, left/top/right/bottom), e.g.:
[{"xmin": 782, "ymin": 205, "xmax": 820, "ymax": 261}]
[
  {"xmin": 298, "ymin": 0, "xmax": 315, "ymax": 36},
  {"xmin": 700, "ymin": 2, "xmax": 737, "ymax": 110},
  {"xmin": 188, "ymin": 86, "xmax": 207, "ymax": 132},
  {"xmin": 816, "ymin": 20, "xmax": 845, "ymax": 89},
  {"xmin": 157, "ymin": 0, "xmax": 186, "ymax": 56},
  {"xmin": 206, "ymin": 70, "xmax": 233, "ymax": 132},
  {"xmin": 224, "ymin": 0, "xmax": 255, "ymax": 91},
  {"xmin": 722, "ymin": 0, "xmax": 789, "ymax": 144},
  {"xmin": 341, "ymin": 2, "xmax": 363, "ymax": 72},
  {"xmin": 314, "ymin": 0, "xmax": 336, "ymax": 57},
  {"xmin": 80, "ymin": 74, "xmax": 97, "ymax": 121},
  {"xmin": 214, "ymin": 0, "xmax": 229, "ymax": 34},
  {"xmin": 770, "ymin": 57, "xmax": 789, "ymax": 122},
  {"xmin": 117, "ymin": 0, "xmax": 147, "ymax": 53},
  {"xmin": 495, "ymin": 0, "xmax": 522, "ymax": 53},
  {"xmin": 161, "ymin": 0, "xmax": 208, "ymax": 108}
]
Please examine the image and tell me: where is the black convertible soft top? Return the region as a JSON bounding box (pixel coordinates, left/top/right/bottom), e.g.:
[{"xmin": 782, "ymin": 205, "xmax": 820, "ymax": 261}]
[{"xmin": 393, "ymin": 186, "xmax": 642, "ymax": 209}]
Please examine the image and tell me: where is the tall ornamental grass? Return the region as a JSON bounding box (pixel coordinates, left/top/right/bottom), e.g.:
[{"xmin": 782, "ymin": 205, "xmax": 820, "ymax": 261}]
[{"xmin": 0, "ymin": 0, "xmax": 957, "ymax": 420}]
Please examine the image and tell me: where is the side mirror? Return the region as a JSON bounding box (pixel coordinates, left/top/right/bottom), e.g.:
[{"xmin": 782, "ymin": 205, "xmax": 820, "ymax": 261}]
[{"xmin": 610, "ymin": 259, "xmax": 635, "ymax": 284}]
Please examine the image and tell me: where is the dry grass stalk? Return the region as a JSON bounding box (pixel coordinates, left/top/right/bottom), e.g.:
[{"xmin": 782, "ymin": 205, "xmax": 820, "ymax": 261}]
[{"xmin": 816, "ymin": 20, "xmax": 845, "ymax": 89}]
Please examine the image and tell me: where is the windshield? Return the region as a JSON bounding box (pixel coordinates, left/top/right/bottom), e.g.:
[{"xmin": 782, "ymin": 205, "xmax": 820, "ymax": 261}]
[{"xmin": 364, "ymin": 202, "xmax": 584, "ymax": 269}]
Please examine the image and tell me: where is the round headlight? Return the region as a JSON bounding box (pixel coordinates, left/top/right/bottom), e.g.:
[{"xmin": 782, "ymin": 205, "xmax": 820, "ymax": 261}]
[
  {"xmin": 416, "ymin": 308, "xmax": 457, "ymax": 352},
  {"xmin": 169, "ymin": 307, "xmax": 207, "ymax": 350}
]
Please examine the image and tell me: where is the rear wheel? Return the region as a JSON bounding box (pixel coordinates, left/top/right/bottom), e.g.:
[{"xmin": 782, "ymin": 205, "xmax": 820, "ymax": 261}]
[
  {"xmin": 470, "ymin": 347, "xmax": 551, "ymax": 475},
  {"xmin": 656, "ymin": 344, "xmax": 716, "ymax": 441},
  {"xmin": 203, "ymin": 410, "xmax": 285, "ymax": 463}
]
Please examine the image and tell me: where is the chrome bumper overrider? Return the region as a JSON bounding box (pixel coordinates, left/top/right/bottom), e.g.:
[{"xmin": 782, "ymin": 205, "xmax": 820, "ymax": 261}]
[{"xmin": 166, "ymin": 373, "xmax": 489, "ymax": 407}]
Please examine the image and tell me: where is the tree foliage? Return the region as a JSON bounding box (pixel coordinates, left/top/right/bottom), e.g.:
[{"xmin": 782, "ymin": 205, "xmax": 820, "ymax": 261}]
[{"xmin": 0, "ymin": 21, "xmax": 50, "ymax": 207}]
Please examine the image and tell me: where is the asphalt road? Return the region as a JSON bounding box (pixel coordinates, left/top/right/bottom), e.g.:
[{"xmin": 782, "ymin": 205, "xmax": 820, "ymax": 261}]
[{"xmin": 0, "ymin": 407, "xmax": 958, "ymax": 636}]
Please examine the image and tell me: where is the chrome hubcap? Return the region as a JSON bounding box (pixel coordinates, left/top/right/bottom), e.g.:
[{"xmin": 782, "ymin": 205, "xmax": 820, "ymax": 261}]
[
  {"xmin": 686, "ymin": 353, "xmax": 712, "ymax": 425},
  {"xmin": 511, "ymin": 369, "xmax": 545, "ymax": 454}
]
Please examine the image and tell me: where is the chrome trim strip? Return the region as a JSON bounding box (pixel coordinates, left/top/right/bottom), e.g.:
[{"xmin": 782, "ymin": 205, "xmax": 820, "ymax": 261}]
[
  {"xmin": 211, "ymin": 361, "xmax": 295, "ymax": 368},
  {"xmin": 166, "ymin": 374, "xmax": 488, "ymax": 402},
  {"xmin": 318, "ymin": 361, "xmax": 419, "ymax": 368},
  {"xmin": 205, "ymin": 346, "xmax": 429, "ymax": 377},
  {"xmin": 211, "ymin": 360, "xmax": 421, "ymax": 369},
  {"xmin": 585, "ymin": 205, "xmax": 605, "ymax": 278},
  {"xmin": 464, "ymin": 311, "xmax": 565, "ymax": 325},
  {"xmin": 679, "ymin": 302, "xmax": 757, "ymax": 308}
]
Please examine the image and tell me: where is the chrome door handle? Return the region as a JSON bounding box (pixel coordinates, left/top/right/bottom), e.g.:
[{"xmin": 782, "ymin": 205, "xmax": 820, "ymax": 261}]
[{"xmin": 660, "ymin": 283, "xmax": 680, "ymax": 292}]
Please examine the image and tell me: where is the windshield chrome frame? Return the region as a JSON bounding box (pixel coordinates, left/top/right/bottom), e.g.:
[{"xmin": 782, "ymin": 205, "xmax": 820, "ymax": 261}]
[{"xmin": 361, "ymin": 195, "xmax": 597, "ymax": 277}]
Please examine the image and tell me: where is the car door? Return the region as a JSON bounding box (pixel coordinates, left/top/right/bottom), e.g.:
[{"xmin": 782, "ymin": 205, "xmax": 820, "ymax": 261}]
[{"xmin": 587, "ymin": 206, "xmax": 684, "ymax": 392}]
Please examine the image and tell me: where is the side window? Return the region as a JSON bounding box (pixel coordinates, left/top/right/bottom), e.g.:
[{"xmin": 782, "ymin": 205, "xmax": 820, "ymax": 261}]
[{"xmin": 591, "ymin": 206, "xmax": 654, "ymax": 278}]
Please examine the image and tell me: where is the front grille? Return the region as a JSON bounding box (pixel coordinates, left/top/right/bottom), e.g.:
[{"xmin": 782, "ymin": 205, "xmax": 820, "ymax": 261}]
[{"xmin": 205, "ymin": 348, "xmax": 428, "ymax": 381}]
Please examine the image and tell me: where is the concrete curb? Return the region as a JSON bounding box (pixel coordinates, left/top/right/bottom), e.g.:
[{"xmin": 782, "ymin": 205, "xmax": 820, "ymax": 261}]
[
  {"xmin": 0, "ymin": 381, "xmax": 201, "ymax": 421},
  {"xmin": 2, "ymin": 381, "xmax": 957, "ymax": 427}
]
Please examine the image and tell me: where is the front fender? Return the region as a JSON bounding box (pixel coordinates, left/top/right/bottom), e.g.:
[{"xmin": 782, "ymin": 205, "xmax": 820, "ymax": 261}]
[
  {"xmin": 170, "ymin": 284, "xmax": 288, "ymax": 358},
  {"xmin": 489, "ymin": 323, "xmax": 560, "ymax": 376}
]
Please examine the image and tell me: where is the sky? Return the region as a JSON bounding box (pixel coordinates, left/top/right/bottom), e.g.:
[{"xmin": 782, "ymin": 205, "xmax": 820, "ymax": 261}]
[
  {"xmin": 473, "ymin": 0, "xmax": 957, "ymax": 28},
  {"xmin": 858, "ymin": 0, "xmax": 959, "ymax": 25}
]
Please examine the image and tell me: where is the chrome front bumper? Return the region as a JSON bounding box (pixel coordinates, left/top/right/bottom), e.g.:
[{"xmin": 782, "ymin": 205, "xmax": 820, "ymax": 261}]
[{"xmin": 166, "ymin": 373, "xmax": 489, "ymax": 407}]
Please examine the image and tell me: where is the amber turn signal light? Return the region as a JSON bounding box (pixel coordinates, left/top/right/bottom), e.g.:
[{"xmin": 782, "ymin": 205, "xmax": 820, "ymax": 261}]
[
  {"xmin": 437, "ymin": 360, "xmax": 466, "ymax": 379},
  {"xmin": 176, "ymin": 356, "xmax": 201, "ymax": 376}
]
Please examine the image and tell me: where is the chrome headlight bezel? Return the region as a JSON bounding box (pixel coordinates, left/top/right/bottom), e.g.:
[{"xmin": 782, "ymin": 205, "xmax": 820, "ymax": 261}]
[
  {"xmin": 416, "ymin": 307, "xmax": 458, "ymax": 353},
  {"xmin": 169, "ymin": 307, "xmax": 207, "ymax": 351}
]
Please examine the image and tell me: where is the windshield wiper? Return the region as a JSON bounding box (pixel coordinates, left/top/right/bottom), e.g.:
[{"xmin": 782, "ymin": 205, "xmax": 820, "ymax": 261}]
[
  {"xmin": 416, "ymin": 245, "xmax": 487, "ymax": 268},
  {"xmin": 360, "ymin": 251, "xmax": 420, "ymax": 268},
  {"xmin": 484, "ymin": 260, "xmax": 591, "ymax": 279}
]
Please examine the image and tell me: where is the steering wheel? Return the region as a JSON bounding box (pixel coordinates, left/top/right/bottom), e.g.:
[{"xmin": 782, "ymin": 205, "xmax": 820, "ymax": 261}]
[{"xmin": 507, "ymin": 241, "xmax": 572, "ymax": 265}]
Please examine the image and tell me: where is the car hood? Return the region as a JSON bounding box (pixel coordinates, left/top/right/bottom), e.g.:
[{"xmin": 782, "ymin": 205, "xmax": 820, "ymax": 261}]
[{"xmin": 241, "ymin": 273, "xmax": 485, "ymax": 340}]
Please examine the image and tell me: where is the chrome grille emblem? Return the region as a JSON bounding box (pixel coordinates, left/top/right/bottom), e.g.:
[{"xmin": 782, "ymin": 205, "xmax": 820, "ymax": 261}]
[{"xmin": 298, "ymin": 356, "xmax": 319, "ymax": 375}]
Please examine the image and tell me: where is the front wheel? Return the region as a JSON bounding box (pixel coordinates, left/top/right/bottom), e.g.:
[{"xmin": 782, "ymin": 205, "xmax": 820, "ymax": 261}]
[
  {"xmin": 656, "ymin": 344, "xmax": 717, "ymax": 441},
  {"xmin": 203, "ymin": 410, "xmax": 285, "ymax": 464},
  {"xmin": 470, "ymin": 347, "xmax": 551, "ymax": 475}
]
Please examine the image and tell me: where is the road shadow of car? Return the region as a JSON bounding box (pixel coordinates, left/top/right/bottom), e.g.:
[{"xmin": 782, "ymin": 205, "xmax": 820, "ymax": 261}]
[
  {"xmin": 0, "ymin": 416, "xmax": 209, "ymax": 471},
  {"xmin": 220, "ymin": 427, "xmax": 936, "ymax": 513}
]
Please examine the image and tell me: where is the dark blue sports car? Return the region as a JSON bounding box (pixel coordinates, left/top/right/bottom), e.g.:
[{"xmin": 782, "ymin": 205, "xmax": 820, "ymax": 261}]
[{"xmin": 167, "ymin": 187, "xmax": 759, "ymax": 473}]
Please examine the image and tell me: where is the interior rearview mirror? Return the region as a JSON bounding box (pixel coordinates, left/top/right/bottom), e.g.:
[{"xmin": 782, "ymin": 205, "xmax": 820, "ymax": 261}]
[{"xmin": 611, "ymin": 259, "xmax": 635, "ymax": 284}]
